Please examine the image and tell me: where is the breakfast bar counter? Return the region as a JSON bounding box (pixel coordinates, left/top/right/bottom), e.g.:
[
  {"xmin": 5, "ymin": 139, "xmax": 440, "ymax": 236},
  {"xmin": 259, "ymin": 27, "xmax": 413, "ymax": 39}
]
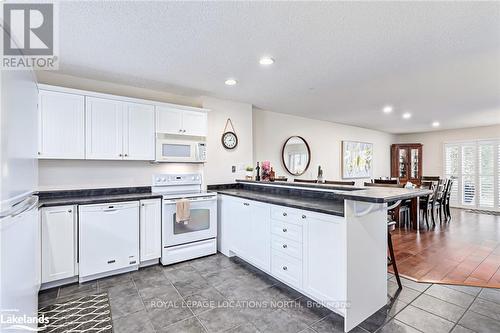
[{"xmin": 209, "ymin": 180, "xmax": 431, "ymax": 332}]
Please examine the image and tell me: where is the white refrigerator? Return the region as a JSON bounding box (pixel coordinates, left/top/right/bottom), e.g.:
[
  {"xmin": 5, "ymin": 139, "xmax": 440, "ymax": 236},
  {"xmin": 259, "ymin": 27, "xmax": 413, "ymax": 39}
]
[{"xmin": 0, "ymin": 44, "xmax": 40, "ymax": 330}]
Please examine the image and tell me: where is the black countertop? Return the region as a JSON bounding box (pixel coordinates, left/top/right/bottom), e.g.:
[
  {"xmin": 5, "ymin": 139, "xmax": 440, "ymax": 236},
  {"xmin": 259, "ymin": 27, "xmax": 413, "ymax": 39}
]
[
  {"xmin": 212, "ymin": 187, "xmax": 345, "ymax": 217},
  {"xmin": 208, "ymin": 180, "xmax": 433, "ymax": 217},
  {"xmin": 37, "ymin": 187, "xmax": 163, "ymax": 208},
  {"xmin": 234, "ymin": 180, "xmax": 432, "ymax": 204}
]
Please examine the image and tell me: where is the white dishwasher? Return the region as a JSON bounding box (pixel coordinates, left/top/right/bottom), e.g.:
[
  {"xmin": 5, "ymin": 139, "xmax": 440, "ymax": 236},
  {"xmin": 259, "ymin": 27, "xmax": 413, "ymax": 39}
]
[{"xmin": 79, "ymin": 201, "xmax": 139, "ymax": 282}]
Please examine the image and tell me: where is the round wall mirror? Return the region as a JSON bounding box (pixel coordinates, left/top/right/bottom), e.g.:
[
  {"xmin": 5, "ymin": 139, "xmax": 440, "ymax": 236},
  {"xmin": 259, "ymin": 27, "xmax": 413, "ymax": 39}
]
[{"xmin": 281, "ymin": 136, "xmax": 311, "ymax": 176}]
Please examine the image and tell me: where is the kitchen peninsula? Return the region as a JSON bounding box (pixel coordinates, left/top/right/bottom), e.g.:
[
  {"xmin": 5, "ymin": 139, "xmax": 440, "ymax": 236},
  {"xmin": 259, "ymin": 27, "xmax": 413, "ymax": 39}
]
[{"xmin": 209, "ymin": 180, "xmax": 432, "ymax": 332}]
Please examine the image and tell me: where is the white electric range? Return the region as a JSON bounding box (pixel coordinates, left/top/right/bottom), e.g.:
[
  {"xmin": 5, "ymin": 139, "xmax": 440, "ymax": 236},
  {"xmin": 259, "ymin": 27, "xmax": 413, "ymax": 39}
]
[{"xmin": 152, "ymin": 173, "xmax": 217, "ymax": 265}]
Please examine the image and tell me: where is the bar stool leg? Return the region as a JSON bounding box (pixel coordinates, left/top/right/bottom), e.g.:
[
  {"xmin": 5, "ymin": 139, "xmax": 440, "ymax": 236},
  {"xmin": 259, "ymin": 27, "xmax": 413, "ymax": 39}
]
[{"xmin": 388, "ymin": 232, "xmax": 402, "ymax": 289}]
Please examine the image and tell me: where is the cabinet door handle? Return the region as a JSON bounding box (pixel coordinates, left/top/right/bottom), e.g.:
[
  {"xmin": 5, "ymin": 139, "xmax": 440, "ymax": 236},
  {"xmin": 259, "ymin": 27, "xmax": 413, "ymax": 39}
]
[
  {"xmin": 243, "ymin": 203, "xmax": 250, "ymax": 206},
  {"xmin": 37, "ymin": 152, "xmax": 41, "ymax": 155},
  {"xmin": 302, "ymin": 215, "xmax": 306, "ymax": 219},
  {"xmin": 124, "ymin": 154, "xmax": 128, "ymax": 157},
  {"xmin": 282, "ymin": 266, "xmax": 288, "ymax": 271},
  {"xmin": 283, "ymin": 212, "xmax": 287, "ymax": 216},
  {"xmin": 141, "ymin": 203, "xmax": 145, "ymax": 207},
  {"xmin": 67, "ymin": 209, "xmax": 72, "ymax": 213},
  {"xmin": 282, "ymin": 244, "xmax": 287, "ymax": 249},
  {"xmin": 119, "ymin": 153, "xmax": 123, "ymax": 157},
  {"xmin": 282, "ymin": 228, "xmax": 287, "ymax": 232},
  {"xmin": 107, "ymin": 259, "xmax": 116, "ymax": 264}
]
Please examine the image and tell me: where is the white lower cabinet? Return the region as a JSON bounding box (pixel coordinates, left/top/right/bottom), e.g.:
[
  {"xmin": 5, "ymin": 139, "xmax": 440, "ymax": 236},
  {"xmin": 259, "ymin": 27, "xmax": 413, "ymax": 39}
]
[
  {"xmin": 139, "ymin": 199, "xmax": 162, "ymax": 262},
  {"xmin": 79, "ymin": 201, "xmax": 139, "ymax": 281},
  {"xmin": 302, "ymin": 212, "xmax": 346, "ymax": 308},
  {"xmin": 41, "ymin": 205, "xmax": 77, "ymax": 283},
  {"xmin": 219, "ymin": 196, "xmax": 271, "ymax": 272},
  {"xmin": 219, "ymin": 195, "xmax": 345, "ymax": 310},
  {"xmin": 271, "ymin": 252, "xmax": 303, "ymax": 288}
]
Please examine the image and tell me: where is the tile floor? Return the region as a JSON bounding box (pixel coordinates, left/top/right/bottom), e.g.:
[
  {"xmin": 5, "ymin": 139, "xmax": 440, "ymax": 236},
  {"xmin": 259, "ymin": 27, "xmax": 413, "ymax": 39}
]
[{"xmin": 39, "ymin": 253, "xmax": 500, "ymax": 333}]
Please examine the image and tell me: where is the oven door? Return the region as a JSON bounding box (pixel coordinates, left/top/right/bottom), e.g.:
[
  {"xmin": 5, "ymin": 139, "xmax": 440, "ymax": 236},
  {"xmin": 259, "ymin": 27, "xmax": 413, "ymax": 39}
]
[
  {"xmin": 162, "ymin": 196, "xmax": 217, "ymax": 247},
  {"xmin": 156, "ymin": 139, "xmax": 197, "ymax": 162}
]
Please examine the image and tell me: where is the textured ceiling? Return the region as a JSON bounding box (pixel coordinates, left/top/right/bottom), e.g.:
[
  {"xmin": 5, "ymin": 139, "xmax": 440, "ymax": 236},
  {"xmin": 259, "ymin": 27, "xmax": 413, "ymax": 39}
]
[{"xmin": 52, "ymin": 1, "xmax": 500, "ymax": 134}]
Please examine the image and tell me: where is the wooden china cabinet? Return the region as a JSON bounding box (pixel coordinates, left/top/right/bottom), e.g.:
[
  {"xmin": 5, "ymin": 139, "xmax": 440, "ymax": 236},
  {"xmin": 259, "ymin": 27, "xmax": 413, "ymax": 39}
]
[{"xmin": 391, "ymin": 143, "xmax": 423, "ymax": 185}]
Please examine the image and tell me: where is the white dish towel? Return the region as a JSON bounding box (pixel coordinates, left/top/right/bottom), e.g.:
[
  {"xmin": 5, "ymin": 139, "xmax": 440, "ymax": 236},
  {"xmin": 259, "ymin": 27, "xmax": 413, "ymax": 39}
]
[{"xmin": 176, "ymin": 199, "xmax": 191, "ymax": 224}]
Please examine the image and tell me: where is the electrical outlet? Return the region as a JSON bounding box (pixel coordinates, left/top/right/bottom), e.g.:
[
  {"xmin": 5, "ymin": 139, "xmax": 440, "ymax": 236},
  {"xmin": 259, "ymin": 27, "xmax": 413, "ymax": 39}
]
[{"xmin": 231, "ymin": 166, "xmax": 236, "ymax": 173}]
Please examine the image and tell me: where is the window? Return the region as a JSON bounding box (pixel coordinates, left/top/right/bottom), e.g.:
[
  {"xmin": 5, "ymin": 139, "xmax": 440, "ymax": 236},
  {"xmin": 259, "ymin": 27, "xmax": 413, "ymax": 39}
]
[{"xmin": 444, "ymin": 140, "xmax": 500, "ymax": 211}]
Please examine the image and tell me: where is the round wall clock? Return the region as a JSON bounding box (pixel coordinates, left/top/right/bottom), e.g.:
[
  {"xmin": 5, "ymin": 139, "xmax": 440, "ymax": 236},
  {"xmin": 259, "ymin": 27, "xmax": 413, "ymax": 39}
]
[
  {"xmin": 222, "ymin": 131, "xmax": 238, "ymax": 149},
  {"xmin": 221, "ymin": 118, "xmax": 238, "ymax": 150}
]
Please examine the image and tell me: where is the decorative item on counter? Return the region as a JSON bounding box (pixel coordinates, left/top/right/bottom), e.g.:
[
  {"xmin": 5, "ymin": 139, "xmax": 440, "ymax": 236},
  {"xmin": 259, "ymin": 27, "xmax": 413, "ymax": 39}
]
[
  {"xmin": 255, "ymin": 162, "xmax": 261, "ymax": 181},
  {"xmin": 245, "ymin": 166, "xmax": 254, "ymax": 180},
  {"xmin": 261, "ymin": 161, "xmax": 271, "ymax": 181},
  {"xmin": 221, "ymin": 118, "xmax": 238, "ymax": 150},
  {"xmin": 404, "ymin": 181, "xmax": 416, "ymax": 189},
  {"xmin": 269, "ymin": 167, "xmax": 276, "ymax": 182},
  {"xmin": 317, "ymin": 165, "xmax": 324, "ymax": 183}
]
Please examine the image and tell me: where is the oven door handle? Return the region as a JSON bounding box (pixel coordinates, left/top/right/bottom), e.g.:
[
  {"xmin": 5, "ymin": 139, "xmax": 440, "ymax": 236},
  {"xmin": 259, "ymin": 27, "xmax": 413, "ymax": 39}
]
[{"xmin": 163, "ymin": 197, "xmax": 217, "ymax": 204}]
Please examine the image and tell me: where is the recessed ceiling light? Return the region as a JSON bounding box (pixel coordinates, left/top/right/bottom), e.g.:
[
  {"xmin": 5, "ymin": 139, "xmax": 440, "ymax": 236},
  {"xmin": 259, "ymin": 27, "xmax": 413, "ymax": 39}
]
[
  {"xmin": 259, "ymin": 56, "xmax": 275, "ymax": 65},
  {"xmin": 432, "ymin": 121, "xmax": 440, "ymax": 127},
  {"xmin": 224, "ymin": 79, "xmax": 237, "ymax": 86},
  {"xmin": 383, "ymin": 105, "xmax": 393, "ymax": 114},
  {"xmin": 402, "ymin": 112, "xmax": 412, "ymax": 119}
]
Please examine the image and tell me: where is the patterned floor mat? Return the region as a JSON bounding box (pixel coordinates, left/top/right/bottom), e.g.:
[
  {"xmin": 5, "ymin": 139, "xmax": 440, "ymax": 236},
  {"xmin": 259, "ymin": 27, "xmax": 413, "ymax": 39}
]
[{"xmin": 38, "ymin": 293, "xmax": 112, "ymax": 333}]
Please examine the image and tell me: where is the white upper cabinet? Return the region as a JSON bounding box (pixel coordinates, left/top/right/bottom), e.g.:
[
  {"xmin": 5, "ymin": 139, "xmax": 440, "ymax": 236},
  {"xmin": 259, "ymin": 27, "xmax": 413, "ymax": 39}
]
[
  {"xmin": 38, "ymin": 90, "xmax": 85, "ymax": 159},
  {"xmin": 86, "ymin": 98, "xmax": 155, "ymax": 160},
  {"xmin": 156, "ymin": 106, "xmax": 207, "ymax": 137},
  {"xmin": 38, "ymin": 85, "xmax": 208, "ymax": 160},
  {"xmin": 85, "ymin": 97, "xmax": 125, "ymax": 160},
  {"xmin": 183, "ymin": 111, "xmax": 208, "ymax": 137},
  {"xmin": 124, "ymin": 103, "xmax": 155, "ymax": 160},
  {"xmin": 156, "ymin": 107, "xmax": 183, "ymax": 135}
]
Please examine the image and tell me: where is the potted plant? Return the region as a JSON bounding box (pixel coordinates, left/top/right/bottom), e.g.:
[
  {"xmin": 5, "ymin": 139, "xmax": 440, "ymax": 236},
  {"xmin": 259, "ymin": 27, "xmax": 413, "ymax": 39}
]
[{"xmin": 245, "ymin": 166, "xmax": 254, "ymax": 180}]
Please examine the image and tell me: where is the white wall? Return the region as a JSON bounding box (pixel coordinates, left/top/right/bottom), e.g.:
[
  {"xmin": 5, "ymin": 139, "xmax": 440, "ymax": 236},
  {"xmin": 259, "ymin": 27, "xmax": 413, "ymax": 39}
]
[
  {"xmin": 36, "ymin": 73, "xmax": 253, "ymax": 190},
  {"xmin": 202, "ymin": 96, "xmax": 253, "ymax": 185},
  {"xmin": 253, "ymin": 109, "xmax": 395, "ymax": 186},
  {"xmin": 396, "ymin": 124, "xmax": 500, "ymax": 177},
  {"xmin": 38, "ymin": 160, "xmax": 200, "ymax": 190}
]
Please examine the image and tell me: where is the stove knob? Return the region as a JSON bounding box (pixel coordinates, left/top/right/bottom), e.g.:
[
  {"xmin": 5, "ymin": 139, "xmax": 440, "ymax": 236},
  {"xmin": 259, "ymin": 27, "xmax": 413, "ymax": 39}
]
[
  {"xmin": 161, "ymin": 178, "xmax": 166, "ymax": 182},
  {"xmin": 156, "ymin": 178, "xmax": 161, "ymax": 182}
]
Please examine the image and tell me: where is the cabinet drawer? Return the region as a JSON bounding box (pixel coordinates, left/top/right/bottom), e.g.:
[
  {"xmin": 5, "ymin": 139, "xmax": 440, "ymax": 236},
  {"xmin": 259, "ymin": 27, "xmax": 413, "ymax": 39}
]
[
  {"xmin": 271, "ymin": 207, "xmax": 303, "ymax": 225},
  {"xmin": 271, "ymin": 234, "xmax": 302, "ymax": 260},
  {"xmin": 271, "ymin": 220, "xmax": 303, "ymax": 243},
  {"xmin": 272, "ymin": 252, "xmax": 302, "ymax": 289}
]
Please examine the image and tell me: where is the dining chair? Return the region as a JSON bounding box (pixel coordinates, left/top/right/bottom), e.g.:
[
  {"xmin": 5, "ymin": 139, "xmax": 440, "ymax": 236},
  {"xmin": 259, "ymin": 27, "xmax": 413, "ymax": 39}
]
[
  {"xmin": 373, "ymin": 179, "xmax": 399, "ymax": 184},
  {"xmin": 387, "ymin": 202, "xmax": 403, "ymax": 289},
  {"xmin": 365, "ymin": 183, "xmax": 408, "ymax": 227},
  {"xmin": 419, "ymin": 181, "xmax": 434, "ymax": 229},
  {"xmin": 294, "ymin": 179, "xmax": 317, "ymax": 183},
  {"xmin": 324, "ymin": 180, "xmax": 355, "ymax": 186},
  {"xmin": 435, "ymin": 179, "xmax": 450, "ymax": 223},
  {"xmin": 364, "ymin": 182, "xmax": 405, "ymax": 188},
  {"xmin": 444, "ymin": 178, "xmax": 455, "ymax": 221},
  {"xmin": 422, "ymin": 176, "xmax": 440, "ymax": 181}
]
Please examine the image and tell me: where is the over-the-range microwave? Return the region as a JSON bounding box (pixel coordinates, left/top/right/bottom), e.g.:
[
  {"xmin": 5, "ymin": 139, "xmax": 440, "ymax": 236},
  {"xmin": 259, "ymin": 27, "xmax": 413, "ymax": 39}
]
[{"xmin": 155, "ymin": 134, "xmax": 207, "ymax": 163}]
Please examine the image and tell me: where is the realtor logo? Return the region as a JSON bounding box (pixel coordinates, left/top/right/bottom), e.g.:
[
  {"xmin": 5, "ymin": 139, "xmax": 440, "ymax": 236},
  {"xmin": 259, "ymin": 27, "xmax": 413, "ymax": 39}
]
[{"xmin": 1, "ymin": 2, "xmax": 58, "ymax": 69}]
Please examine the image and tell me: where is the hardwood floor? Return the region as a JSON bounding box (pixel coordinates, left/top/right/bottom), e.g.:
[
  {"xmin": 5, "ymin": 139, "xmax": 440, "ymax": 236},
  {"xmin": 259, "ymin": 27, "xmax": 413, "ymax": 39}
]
[{"xmin": 389, "ymin": 208, "xmax": 500, "ymax": 288}]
